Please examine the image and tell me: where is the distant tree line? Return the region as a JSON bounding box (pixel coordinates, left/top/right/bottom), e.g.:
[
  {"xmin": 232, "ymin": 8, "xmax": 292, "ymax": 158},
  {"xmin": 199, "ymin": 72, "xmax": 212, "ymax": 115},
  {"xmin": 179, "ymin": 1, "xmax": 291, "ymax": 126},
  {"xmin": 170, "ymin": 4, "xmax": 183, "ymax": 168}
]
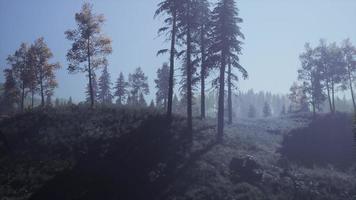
[{"xmin": 290, "ymin": 39, "xmax": 356, "ymax": 116}]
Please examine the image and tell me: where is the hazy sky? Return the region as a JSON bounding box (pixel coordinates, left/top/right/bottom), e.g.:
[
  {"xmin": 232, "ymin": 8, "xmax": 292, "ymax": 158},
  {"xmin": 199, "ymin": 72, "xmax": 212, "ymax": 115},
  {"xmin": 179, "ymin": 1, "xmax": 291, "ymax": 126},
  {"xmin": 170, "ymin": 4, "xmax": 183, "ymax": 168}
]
[{"xmin": 1, "ymin": 0, "xmax": 356, "ymax": 102}]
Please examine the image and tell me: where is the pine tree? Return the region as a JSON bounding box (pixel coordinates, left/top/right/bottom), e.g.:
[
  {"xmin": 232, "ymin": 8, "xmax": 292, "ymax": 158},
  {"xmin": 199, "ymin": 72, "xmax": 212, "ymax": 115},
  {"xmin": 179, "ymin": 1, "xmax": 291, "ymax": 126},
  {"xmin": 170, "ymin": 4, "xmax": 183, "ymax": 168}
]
[
  {"xmin": 65, "ymin": 3, "xmax": 112, "ymax": 108},
  {"xmin": 155, "ymin": 63, "xmax": 170, "ymax": 109},
  {"xmin": 178, "ymin": 0, "xmax": 199, "ymax": 136},
  {"xmin": 196, "ymin": 0, "xmax": 212, "ymax": 120},
  {"xmin": 281, "ymin": 104, "xmax": 286, "ymax": 115},
  {"xmin": 155, "ymin": 0, "xmax": 181, "ymax": 117},
  {"xmin": 128, "ymin": 67, "xmax": 149, "ymax": 105},
  {"xmin": 138, "ymin": 93, "xmax": 147, "ymax": 107},
  {"xmin": 114, "ymin": 72, "xmax": 129, "ymax": 105},
  {"xmin": 172, "ymin": 94, "xmax": 180, "ymax": 113},
  {"xmin": 247, "ymin": 104, "xmax": 256, "ymax": 118},
  {"xmin": 149, "ymin": 100, "xmax": 155, "ymax": 109},
  {"xmin": 263, "ymin": 102, "xmax": 272, "ymax": 117},
  {"xmin": 68, "ymin": 96, "xmax": 73, "ymax": 105},
  {"xmin": 211, "ymin": 0, "xmax": 246, "ymax": 141},
  {"xmin": 98, "ymin": 64, "xmax": 113, "ymax": 104}
]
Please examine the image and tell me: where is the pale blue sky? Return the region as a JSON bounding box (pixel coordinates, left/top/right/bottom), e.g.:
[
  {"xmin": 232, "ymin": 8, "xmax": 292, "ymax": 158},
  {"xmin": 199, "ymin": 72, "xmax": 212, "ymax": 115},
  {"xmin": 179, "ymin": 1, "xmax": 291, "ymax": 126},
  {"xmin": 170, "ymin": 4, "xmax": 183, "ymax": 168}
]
[{"xmin": 1, "ymin": 0, "xmax": 356, "ymax": 102}]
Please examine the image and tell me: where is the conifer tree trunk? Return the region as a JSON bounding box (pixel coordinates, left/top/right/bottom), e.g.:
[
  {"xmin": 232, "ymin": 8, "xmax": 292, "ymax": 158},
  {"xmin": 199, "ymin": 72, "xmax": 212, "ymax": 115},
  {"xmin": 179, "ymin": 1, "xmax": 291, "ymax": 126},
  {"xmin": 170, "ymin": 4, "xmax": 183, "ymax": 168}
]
[
  {"xmin": 21, "ymin": 82, "xmax": 25, "ymax": 111},
  {"xmin": 87, "ymin": 38, "xmax": 94, "ymax": 109},
  {"xmin": 200, "ymin": 28, "xmax": 206, "ymax": 120},
  {"xmin": 227, "ymin": 61, "xmax": 233, "ymax": 124},
  {"xmin": 217, "ymin": 50, "xmax": 226, "ymax": 142},
  {"xmin": 167, "ymin": 9, "xmax": 177, "ymax": 118},
  {"xmin": 186, "ymin": 7, "xmax": 193, "ymax": 137},
  {"xmin": 31, "ymin": 91, "xmax": 34, "ymax": 108}
]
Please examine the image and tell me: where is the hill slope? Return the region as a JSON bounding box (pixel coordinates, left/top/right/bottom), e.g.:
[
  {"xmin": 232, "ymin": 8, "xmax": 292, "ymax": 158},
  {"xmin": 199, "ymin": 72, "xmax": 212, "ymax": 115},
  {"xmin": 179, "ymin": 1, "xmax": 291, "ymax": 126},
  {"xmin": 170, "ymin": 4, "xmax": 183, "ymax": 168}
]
[{"xmin": 0, "ymin": 107, "xmax": 355, "ymax": 200}]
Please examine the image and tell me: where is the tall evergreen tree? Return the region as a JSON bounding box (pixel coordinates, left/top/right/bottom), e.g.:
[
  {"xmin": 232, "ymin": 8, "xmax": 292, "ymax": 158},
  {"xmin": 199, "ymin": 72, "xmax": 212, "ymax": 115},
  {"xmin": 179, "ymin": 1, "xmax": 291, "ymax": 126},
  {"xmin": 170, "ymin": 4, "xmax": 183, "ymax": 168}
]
[
  {"xmin": 128, "ymin": 67, "xmax": 149, "ymax": 105},
  {"xmin": 247, "ymin": 104, "xmax": 256, "ymax": 118},
  {"xmin": 114, "ymin": 72, "xmax": 128, "ymax": 105},
  {"xmin": 68, "ymin": 96, "xmax": 73, "ymax": 105},
  {"xmin": 196, "ymin": 0, "xmax": 212, "ymax": 119},
  {"xmin": 172, "ymin": 93, "xmax": 180, "ymax": 113},
  {"xmin": 98, "ymin": 64, "xmax": 113, "ymax": 104},
  {"xmin": 155, "ymin": 63, "xmax": 170, "ymax": 109},
  {"xmin": 138, "ymin": 93, "xmax": 147, "ymax": 107},
  {"xmin": 155, "ymin": 0, "xmax": 181, "ymax": 117},
  {"xmin": 263, "ymin": 102, "xmax": 272, "ymax": 118},
  {"xmin": 65, "ymin": 3, "xmax": 112, "ymax": 108},
  {"xmin": 211, "ymin": 0, "xmax": 246, "ymax": 140},
  {"xmin": 178, "ymin": 0, "xmax": 203, "ymax": 135}
]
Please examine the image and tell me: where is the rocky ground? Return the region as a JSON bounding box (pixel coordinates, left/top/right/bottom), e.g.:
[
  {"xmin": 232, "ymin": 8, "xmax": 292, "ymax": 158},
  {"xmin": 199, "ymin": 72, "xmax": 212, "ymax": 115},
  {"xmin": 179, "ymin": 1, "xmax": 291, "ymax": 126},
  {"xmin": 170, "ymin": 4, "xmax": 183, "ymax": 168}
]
[{"xmin": 0, "ymin": 107, "xmax": 355, "ymax": 200}]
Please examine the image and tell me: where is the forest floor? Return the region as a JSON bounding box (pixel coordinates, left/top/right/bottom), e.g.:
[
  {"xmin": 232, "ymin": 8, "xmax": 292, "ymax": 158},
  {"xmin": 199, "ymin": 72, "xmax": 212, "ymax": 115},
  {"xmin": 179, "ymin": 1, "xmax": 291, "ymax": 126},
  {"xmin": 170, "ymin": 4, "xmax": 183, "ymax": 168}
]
[{"xmin": 0, "ymin": 106, "xmax": 355, "ymax": 200}]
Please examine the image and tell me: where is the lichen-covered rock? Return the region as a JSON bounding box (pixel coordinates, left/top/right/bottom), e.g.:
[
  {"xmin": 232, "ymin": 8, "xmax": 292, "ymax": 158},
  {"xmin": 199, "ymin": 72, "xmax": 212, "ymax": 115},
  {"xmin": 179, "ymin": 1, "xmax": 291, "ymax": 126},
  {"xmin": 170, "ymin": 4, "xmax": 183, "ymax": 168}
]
[{"xmin": 229, "ymin": 155, "xmax": 263, "ymax": 184}]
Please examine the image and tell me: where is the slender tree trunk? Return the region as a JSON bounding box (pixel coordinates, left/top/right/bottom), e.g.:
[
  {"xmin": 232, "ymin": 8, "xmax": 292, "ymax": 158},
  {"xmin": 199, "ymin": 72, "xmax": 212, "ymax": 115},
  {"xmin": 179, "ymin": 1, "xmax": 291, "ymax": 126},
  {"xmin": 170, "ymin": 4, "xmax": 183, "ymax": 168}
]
[
  {"xmin": 331, "ymin": 79, "xmax": 335, "ymax": 113},
  {"xmin": 348, "ymin": 67, "xmax": 356, "ymax": 112},
  {"xmin": 311, "ymin": 74, "xmax": 316, "ymax": 118},
  {"xmin": 200, "ymin": 27, "xmax": 206, "ymax": 120},
  {"xmin": 164, "ymin": 97, "xmax": 167, "ymax": 110},
  {"xmin": 167, "ymin": 9, "xmax": 177, "ymax": 118},
  {"xmin": 40, "ymin": 75, "xmax": 44, "ymax": 107},
  {"xmin": 31, "ymin": 91, "xmax": 34, "ymax": 108},
  {"xmin": 87, "ymin": 38, "xmax": 94, "ymax": 109},
  {"xmin": 326, "ymin": 80, "xmax": 333, "ymax": 113},
  {"xmin": 217, "ymin": 50, "xmax": 226, "ymax": 142},
  {"xmin": 312, "ymin": 98, "xmax": 316, "ymax": 118},
  {"xmin": 186, "ymin": 9, "xmax": 193, "ymax": 137},
  {"xmin": 21, "ymin": 82, "xmax": 25, "ymax": 112},
  {"xmin": 227, "ymin": 61, "xmax": 233, "ymax": 125}
]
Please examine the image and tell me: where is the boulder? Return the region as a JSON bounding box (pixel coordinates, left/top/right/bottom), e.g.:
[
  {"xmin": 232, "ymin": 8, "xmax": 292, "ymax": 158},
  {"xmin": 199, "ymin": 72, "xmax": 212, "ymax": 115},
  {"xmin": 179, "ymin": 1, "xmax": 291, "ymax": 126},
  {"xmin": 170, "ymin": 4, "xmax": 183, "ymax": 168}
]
[{"xmin": 229, "ymin": 155, "xmax": 263, "ymax": 184}]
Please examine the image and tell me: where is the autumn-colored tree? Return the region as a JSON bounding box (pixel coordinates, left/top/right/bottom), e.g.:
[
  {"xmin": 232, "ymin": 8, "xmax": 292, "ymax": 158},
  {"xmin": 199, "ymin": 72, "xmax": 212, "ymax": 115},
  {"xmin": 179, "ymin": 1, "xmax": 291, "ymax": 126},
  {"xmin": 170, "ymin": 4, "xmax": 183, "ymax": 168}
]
[
  {"xmin": 65, "ymin": 3, "xmax": 112, "ymax": 108},
  {"xmin": 30, "ymin": 37, "xmax": 60, "ymax": 107},
  {"xmin": 7, "ymin": 43, "xmax": 31, "ymax": 111}
]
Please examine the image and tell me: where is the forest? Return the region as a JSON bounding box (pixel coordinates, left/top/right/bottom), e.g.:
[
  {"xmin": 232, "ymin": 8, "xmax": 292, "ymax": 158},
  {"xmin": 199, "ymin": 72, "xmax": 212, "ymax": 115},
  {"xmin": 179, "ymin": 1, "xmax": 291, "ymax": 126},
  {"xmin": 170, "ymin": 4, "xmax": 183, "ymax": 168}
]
[{"xmin": 0, "ymin": 0, "xmax": 355, "ymax": 200}]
